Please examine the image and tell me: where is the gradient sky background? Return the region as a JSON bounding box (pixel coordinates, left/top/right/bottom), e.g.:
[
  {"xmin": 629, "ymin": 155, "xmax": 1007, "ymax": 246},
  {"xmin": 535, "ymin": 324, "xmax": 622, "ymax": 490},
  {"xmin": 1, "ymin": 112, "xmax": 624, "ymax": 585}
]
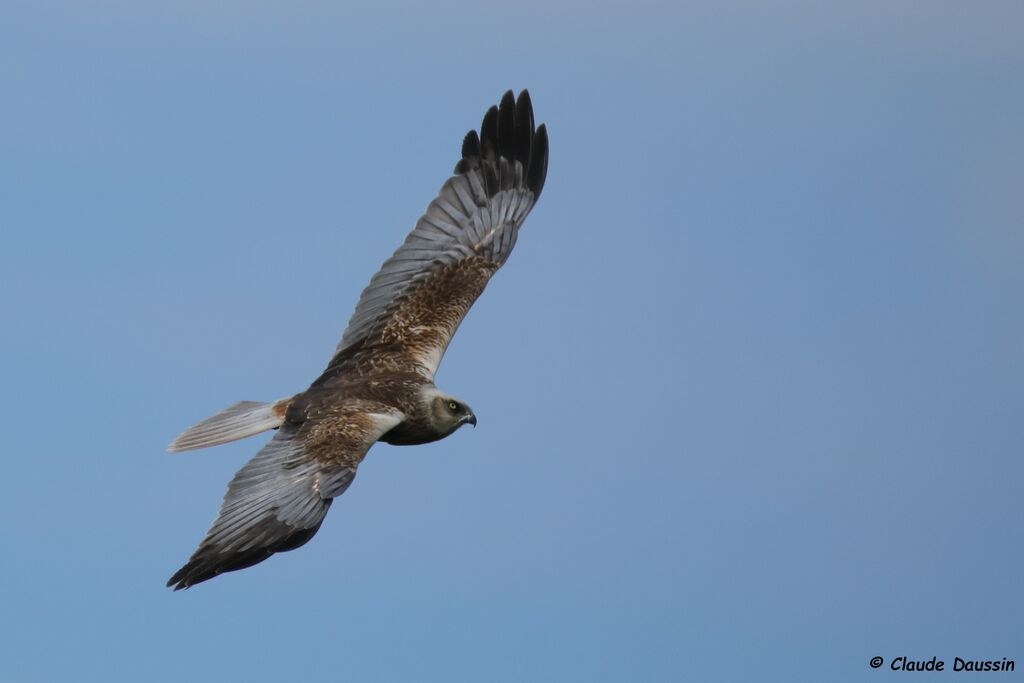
[{"xmin": 2, "ymin": 2, "xmax": 1022, "ymax": 681}]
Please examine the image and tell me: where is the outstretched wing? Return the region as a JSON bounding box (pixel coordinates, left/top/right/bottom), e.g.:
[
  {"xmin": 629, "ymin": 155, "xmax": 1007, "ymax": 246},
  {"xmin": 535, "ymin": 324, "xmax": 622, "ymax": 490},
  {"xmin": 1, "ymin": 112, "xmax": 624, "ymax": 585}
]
[
  {"xmin": 326, "ymin": 89, "xmax": 548, "ymax": 379},
  {"xmin": 167, "ymin": 402, "xmax": 402, "ymax": 590}
]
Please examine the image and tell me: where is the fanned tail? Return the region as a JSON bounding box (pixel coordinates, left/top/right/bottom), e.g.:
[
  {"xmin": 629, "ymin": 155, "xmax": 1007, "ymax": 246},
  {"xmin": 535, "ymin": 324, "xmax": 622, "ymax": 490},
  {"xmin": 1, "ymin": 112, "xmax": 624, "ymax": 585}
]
[{"xmin": 168, "ymin": 397, "xmax": 293, "ymax": 452}]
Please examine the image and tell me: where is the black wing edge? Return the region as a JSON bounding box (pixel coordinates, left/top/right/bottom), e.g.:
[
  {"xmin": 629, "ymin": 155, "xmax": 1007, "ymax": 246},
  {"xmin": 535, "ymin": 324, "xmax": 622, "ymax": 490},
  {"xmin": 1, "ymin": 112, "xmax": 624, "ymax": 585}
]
[
  {"xmin": 455, "ymin": 89, "xmax": 548, "ymax": 200},
  {"xmin": 166, "ymin": 512, "xmax": 329, "ymax": 590}
]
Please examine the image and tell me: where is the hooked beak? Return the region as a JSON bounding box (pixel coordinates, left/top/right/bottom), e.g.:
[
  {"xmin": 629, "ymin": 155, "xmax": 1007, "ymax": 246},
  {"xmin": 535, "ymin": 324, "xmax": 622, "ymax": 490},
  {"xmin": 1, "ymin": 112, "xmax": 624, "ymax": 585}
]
[{"xmin": 464, "ymin": 413, "xmax": 477, "ymax": 428}]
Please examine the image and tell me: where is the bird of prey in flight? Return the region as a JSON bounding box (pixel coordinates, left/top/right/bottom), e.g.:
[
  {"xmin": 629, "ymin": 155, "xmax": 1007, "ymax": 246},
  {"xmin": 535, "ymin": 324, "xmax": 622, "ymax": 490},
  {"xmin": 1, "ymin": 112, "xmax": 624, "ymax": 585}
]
[{"xmin": 166, "ymin": 90, "xmax": 548, "ymax": 590}]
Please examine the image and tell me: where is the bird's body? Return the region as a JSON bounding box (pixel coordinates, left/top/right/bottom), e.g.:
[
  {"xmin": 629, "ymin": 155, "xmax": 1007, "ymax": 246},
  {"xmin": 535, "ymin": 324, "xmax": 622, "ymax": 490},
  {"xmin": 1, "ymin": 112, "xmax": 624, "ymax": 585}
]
[{"xmin": 166, "ymin": 90, "xmax": 547, "ymax": 590}]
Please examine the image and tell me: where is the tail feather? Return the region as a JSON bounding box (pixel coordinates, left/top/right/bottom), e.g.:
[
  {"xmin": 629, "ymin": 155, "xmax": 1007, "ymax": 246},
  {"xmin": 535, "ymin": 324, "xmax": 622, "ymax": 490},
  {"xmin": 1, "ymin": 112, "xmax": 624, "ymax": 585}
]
[{"xmin": 168, "ymin": 397, "xmax": 292, "ymax": 452}]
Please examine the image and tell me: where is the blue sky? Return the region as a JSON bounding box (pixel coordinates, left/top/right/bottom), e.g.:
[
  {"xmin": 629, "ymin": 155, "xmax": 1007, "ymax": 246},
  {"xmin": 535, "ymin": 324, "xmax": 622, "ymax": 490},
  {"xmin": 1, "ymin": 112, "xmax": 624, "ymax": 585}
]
[{"xmin": 1, "ymin": 1, "xmax": 1021, "ymax": 681}]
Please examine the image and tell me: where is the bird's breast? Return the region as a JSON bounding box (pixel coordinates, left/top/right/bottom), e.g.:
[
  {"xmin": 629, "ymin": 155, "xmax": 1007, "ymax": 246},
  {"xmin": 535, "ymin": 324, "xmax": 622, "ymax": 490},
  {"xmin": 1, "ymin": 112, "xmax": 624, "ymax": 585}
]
[{"xmin": 379, "ymin": 419, "xmax": 447, "ymax": 446}]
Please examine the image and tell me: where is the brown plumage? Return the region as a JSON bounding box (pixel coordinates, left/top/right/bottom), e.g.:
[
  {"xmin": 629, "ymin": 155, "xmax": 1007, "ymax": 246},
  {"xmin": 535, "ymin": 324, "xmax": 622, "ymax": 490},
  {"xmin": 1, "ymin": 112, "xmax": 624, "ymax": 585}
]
[{"xmin": 166, "ymin": 90, "xmax": 548, "ymax": 590}]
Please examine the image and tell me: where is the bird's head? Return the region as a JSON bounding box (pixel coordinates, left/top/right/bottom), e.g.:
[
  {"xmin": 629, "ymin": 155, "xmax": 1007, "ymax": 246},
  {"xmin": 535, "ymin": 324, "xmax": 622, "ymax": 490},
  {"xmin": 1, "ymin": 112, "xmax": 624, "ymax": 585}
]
[{"xmin": 429, "ymin": 391, "xmax": 477, "ymax": 437}]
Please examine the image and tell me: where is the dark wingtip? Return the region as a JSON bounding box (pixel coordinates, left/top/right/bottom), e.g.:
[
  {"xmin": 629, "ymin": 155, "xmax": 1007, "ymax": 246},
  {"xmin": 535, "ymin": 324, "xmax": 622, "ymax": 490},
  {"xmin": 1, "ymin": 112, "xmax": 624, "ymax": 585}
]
[
  {"xmin": 166, "ymin": 519, "xmax": 324, "ymax": 591},
  {"xmin": 497, "ymin": 90, "xmax": 516, "ymax": 159},
  {"xmin": 527, "ymin": 123, "xmax": 548, "ymax": 198},
  {"xmin": 167, "ymin": 567, "xmax": 191, "ymax": 590},
  {"xmin": 461, "ymin": 129, "xmax": 481, "ymax": 159},
  {"xmin": 479, "ymin": 105, "xmax": 499, "ymax": 159},
  {"xmin": 456, "ymin": 90, "xmax": 547, "ymax": 200},
  {"xmin": 516, "ymin": 90, "xmax": 535, "ymax": 133},
  {"xmin": 166, "ymin": 559, "xmax": 210, "ymax": 590},
  {"xmin": 514, "ymin": 90, "xmax": 534, "ymax": 164}
]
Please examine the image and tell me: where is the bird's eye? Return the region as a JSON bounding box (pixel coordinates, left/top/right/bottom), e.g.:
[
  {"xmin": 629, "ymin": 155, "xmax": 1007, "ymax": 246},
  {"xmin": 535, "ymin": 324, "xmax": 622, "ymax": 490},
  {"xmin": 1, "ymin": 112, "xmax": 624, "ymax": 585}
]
[{"xmin": 448, "ymin": 401, "xmax": 460, "ymax": 412}]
